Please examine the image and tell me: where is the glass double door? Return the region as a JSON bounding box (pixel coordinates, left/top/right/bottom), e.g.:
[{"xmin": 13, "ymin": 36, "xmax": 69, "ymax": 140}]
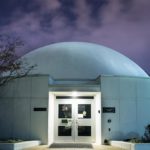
[{"xmin": 54, "ymin": 98, "xmax": 95, "ymax": 143}]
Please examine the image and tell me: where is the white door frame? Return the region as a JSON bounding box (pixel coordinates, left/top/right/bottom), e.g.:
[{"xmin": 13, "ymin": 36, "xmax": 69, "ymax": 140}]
[
  {"xmin": 48, "ymin": 92, "xmax": 101, "ymax": 145},
  {"xmin": 54, "ymin": 98, "xmax": 95, "ymax": 143}
]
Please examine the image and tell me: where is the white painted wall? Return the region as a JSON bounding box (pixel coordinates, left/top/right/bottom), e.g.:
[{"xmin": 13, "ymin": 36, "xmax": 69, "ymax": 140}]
[
  {"xmin": 0, "ymin": 76, "xmax": 49, "ymax": 144},
  {"xmin": 0, "ymin": 75, "xmax": 150, "ymax": 145},
  {"xmin": 101, "ymin": 76, "xmax": 150, "ymax": 143}
]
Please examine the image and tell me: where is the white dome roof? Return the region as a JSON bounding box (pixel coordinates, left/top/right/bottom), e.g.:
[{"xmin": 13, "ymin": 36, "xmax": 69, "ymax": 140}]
[{"xmin": 23, "ymin": 42, "xmax": 148, "ymax": 79}]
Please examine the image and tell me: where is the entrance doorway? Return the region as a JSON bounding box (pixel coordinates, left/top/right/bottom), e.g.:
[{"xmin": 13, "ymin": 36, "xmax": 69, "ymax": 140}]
[
  {"xmin": 48, "ymin": 92, "xmax": 101, "ymax": 145},
  {"xmin": 54, "ymin": 97, "xmax": 95, "ymax": 143}
]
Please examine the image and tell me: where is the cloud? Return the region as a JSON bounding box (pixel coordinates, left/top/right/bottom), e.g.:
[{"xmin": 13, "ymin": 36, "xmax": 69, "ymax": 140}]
[{"xmin": 0, "ymin": 0, "xmax": 150, "ymax": 73}]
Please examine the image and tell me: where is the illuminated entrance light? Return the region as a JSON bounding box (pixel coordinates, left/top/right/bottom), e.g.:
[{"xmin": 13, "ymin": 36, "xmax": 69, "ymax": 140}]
[{"xmin": 72, "ymin": 91, "xmax": 78, "ymax": 98}]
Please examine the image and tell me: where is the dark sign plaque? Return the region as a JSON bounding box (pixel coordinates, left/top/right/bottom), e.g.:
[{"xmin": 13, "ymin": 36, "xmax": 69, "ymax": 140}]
[
  {"xmin": 34, "ymin": 107, "xmax": 47, "ymax": 111},
  {"xmin": 103, "ymin": 107, "xmax": 115, "ymax": 113}
]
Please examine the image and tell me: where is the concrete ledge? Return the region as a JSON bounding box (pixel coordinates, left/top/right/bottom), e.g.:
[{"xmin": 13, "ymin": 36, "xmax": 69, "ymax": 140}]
[
  {"xmin": 134, "ymin": 143, "xmax": 150, "ymax": 150},
  {"xmin": 0, "ymin": 140, "xmax": 41, "ymax": 150},
  {"xmin": 110, "ymin": 141, "xmax": 150, "ymax": 150}
]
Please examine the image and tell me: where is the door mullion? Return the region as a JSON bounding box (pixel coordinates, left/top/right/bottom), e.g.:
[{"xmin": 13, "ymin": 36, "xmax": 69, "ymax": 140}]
[{"xmin": 74, "ymin": 99, "xmax": 77, "ymax": 142}]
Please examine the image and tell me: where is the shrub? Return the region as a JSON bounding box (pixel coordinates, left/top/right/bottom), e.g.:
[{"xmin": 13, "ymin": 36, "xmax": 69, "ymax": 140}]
[
  {"xmin": 0, "ymin": 139, "xmax": 23, "ymax": 143},
  {"xmin": 104, "ymin": 139, "xmax": 109, "ymax": 145},
  {"xmin": 142, "ymin": 124, "xmax": 150, "ymax": 143},
  {"xmin": 124, "ymin": 138, "xmax": 141, "ymax": 143}
]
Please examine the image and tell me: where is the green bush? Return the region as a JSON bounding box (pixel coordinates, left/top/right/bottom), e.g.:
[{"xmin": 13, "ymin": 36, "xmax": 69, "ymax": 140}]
[
  {"xmin": 142, "ymin": 124, "xmax": 150, "ymax": 143},
  {"xmin": 0, "ymin": 139, "xmax": 23, "ymax": 143}
]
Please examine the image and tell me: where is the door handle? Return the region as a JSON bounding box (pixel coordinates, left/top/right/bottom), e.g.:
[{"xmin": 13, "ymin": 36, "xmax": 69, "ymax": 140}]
[
  {"xmin": 76, "ymin": 120, "xmax": 78, "ymax": 129},
  {"xmin": 68, "ymin": 119, "xmax": 73, "ymax": 125},
  {"xmin": 65, "ymin": 119, "xmax": 73, "ymax": 129},
  {"xmin": 76, "ymin": 120, "xmax": 78, "ymax": 125}
]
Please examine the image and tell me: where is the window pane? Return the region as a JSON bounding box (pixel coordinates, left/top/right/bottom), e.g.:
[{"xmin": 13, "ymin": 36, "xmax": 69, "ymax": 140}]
[
  {"xmin": 78, "ymin": 104, "xmax": 91, "ymax": 118},
  {"xmin": 59, "ymin": 104, "xmax": 72, "ymax": 118},
  {"xmin": 58, "ymin": 126, "xmax": 72, "ymax": 136},
  {"xmin": 78, "ymin": 126, "xmax": 91, "ymax": 136}
]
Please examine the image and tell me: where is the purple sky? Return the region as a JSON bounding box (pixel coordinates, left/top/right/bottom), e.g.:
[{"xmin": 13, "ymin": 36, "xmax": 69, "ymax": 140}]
[{"xmin": 0, "ymin": 0, "xmax": 150, "ymax": 74}]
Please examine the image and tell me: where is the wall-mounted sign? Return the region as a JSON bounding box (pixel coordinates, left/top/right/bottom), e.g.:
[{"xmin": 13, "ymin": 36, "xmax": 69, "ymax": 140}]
[
  {"xmin": 34, "ymin": 107, "xmax": 47, "ymax": 111},
  {"xmin": 103, "ymin": 107, "xmax": 115, "ymax": 113}
]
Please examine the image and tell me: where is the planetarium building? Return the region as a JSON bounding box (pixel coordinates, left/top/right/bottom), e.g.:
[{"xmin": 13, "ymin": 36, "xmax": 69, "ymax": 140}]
[{"xmin": 0, "ymin": 42, "xmax": 150, "ymax": 145}]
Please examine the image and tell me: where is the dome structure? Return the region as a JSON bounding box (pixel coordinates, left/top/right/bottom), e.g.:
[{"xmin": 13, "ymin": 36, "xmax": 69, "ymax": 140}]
[{"xmin": 22, "ymin": 42, "xmax": 148, "ymax": 79}]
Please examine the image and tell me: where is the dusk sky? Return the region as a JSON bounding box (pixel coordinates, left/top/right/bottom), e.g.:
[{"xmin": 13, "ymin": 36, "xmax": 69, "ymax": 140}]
[{"xmin": 0, "ymin": 0, "xmax": 150, "ymax": 74}]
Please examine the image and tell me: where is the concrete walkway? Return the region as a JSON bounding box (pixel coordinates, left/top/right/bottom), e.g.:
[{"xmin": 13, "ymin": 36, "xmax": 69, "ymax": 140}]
[{"xmin": 24, "ymin": 144, "xmax": 125, "ymax": 150}]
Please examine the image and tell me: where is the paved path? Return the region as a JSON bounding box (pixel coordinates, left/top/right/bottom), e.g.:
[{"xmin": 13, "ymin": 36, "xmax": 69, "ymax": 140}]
[{"xmin": 24, "ymin": 145, "xmax": 125, "ymax": 150}]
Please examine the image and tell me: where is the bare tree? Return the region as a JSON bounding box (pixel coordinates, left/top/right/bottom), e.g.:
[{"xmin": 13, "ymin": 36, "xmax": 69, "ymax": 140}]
[{"xmin": 0, "ymin": 34, "xmax": 34, "ymax": 86}]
